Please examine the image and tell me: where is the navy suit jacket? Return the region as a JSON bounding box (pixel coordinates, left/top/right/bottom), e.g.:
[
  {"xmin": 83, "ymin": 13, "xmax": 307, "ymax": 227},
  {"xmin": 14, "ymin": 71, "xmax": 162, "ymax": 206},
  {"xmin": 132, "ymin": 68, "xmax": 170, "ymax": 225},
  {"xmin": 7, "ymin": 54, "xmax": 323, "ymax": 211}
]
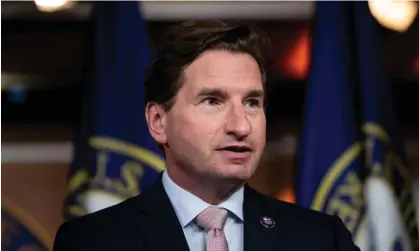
[{"xmin": 53, "ymin": 176, "xmax": 360, "ymax": 251}]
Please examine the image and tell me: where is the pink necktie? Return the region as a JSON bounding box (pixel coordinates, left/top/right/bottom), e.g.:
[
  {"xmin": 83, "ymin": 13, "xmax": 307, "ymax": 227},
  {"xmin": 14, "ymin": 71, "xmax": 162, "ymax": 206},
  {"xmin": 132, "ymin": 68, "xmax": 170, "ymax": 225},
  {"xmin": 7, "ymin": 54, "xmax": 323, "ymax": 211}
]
[{"xmin": 196, "ymin": 206, "xmax": 229, "ymax": 251}]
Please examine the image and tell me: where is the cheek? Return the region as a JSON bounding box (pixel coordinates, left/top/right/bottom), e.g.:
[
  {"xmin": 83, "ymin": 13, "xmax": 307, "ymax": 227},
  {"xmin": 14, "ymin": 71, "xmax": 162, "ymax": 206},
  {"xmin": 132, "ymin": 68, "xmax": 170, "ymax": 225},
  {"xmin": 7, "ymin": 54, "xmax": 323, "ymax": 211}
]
[
  {"xmin": 251, "ymin": 115, "xmax": 266, "ymax": 140},
  {"xmin": 193, "ymin": 113, "xmax": 225, "ymax": 142},
  {"xmin": 188, "ymin": 107, "xmax": 222, "ymax": 129},
  {"xmin": 167, "ymin": 106, "xmax": 225, "ymax": 144},
  {"xmin": 168, "ymin": 111, "xmax": 209, "ymax": 143}
]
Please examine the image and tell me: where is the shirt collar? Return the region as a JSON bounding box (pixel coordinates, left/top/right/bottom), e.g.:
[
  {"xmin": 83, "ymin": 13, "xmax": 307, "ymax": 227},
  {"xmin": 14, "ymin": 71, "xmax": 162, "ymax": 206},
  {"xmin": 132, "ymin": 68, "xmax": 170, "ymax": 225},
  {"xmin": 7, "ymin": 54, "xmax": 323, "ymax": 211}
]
[
  {"xmin": 218, "ymin": 185, "xmax": 244, "ymax": 221},
  {"xmin": 162, "ymin": 170, "xmax": 244, "ymax": 227}
]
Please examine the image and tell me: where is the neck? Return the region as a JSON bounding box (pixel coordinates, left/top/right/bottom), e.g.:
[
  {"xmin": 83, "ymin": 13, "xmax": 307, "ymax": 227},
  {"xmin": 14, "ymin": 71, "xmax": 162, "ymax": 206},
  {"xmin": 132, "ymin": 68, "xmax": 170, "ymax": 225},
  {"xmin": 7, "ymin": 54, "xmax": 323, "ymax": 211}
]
[{"xmin": 166, "ymin": 166, "xmax": 244, "ymax": 205}]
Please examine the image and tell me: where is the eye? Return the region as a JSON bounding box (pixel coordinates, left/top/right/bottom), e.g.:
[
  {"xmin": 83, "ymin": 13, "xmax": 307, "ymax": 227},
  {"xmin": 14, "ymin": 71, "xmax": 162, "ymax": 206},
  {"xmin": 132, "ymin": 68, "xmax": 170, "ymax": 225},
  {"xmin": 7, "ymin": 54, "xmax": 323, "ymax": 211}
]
[
  {"xmin": 202, "ymin": 97, "xmax": 221, "ymax": 106},
  {"xmin": 246, "ymin": 99, "xmax": 261, "ymax": 108}
]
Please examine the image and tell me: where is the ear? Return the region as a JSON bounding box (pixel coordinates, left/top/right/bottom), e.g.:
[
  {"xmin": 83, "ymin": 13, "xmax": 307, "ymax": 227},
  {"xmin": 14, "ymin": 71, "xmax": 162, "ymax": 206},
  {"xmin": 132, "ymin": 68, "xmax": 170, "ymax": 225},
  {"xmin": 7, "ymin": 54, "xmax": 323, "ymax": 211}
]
[{"xmin": 145, "ymin": 102, "xmax": 167, "ymax": 145}]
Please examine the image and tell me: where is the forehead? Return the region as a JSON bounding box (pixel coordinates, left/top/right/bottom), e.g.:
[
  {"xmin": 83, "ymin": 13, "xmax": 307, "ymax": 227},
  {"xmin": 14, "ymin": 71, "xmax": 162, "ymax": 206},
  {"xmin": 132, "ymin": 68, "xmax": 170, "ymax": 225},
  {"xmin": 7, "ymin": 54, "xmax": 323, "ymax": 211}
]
[{"xmin": 182, "ymin": 50, "xmax": 263, "ymax": 92}]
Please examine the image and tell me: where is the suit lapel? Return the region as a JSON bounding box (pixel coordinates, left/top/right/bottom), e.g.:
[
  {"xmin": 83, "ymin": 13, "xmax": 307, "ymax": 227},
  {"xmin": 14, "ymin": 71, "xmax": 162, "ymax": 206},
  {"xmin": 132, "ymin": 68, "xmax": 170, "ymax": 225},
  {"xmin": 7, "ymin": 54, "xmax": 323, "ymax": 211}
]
[
  {"xmin": 132, "ymin": 175, "xmax": 190, "ymax": 251},
  {"xmin": 243, "ymin": 185, "xmax": 294, "ymax": 251},
  {"xmin": 130, "ymin": 177, "xmax": 299, "ymax": 251}
]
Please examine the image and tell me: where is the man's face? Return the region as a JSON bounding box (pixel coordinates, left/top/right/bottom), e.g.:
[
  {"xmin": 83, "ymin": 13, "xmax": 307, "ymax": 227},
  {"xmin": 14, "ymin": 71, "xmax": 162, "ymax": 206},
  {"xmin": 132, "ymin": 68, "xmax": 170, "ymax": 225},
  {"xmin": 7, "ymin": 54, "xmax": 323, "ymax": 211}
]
[{"xmin": 160, "ymin": 50, "xmax": 266, "ymax": 183}]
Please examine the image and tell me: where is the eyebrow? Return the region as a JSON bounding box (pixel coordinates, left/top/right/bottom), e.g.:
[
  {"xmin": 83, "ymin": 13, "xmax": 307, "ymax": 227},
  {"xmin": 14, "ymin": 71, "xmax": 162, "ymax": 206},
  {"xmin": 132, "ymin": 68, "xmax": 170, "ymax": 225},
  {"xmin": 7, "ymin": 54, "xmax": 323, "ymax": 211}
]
[
  {"xmin": 197, "ymin": 87, "xmax": 228, "ymax": 98},
  {"xmin": 245, "ymin": 89, "xmax": 265, "ymax": 99},
  {"xmin": 196, "ymin": 88, "xmax": 265, "ymax": 99}
]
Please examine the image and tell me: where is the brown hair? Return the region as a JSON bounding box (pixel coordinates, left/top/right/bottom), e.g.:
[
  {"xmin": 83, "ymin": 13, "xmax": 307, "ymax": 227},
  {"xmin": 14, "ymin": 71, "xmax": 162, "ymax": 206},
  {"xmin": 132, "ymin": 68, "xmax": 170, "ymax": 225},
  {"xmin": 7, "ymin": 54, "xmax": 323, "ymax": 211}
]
[{"xmin": 144, "ymin": 20, "xmax": 270, "ymax": 110}]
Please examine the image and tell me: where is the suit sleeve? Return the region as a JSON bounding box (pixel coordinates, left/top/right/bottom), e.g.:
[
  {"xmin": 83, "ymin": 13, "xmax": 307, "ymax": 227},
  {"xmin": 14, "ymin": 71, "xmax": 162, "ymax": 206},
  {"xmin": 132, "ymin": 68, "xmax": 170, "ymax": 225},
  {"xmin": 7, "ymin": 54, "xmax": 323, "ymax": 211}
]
[
  {"xmin": 53, "ymin": 220, "xmax": 89, "ymax": 251},
  {"xmin": 332, "ymin": 216, "xmax": 361, "ymax": 251}
]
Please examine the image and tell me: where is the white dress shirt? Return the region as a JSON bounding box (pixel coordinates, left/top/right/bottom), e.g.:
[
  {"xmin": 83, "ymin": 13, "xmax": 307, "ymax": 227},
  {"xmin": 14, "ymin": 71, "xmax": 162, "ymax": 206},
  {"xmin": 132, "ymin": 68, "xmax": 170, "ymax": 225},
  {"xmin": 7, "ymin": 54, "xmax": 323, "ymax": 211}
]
[{"xmin": 162, "ymin": 171, "xmax": 244, "ymax": 251}]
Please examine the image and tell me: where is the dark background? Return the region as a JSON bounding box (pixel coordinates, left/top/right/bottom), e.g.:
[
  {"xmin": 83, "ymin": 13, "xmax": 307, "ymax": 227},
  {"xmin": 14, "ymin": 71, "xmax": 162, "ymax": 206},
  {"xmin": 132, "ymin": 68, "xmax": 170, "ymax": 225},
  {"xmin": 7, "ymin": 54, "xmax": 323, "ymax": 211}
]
[{"xmin": 2, "ymin": 1, "xmax": 419, "ymax": 130}]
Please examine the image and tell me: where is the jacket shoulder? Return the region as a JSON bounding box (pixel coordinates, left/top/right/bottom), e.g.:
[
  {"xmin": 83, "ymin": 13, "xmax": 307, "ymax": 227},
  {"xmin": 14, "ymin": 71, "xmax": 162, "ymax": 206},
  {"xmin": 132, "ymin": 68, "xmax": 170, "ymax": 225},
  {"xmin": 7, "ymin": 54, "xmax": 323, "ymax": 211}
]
[
  {"xmin": 62, "ymin": 195, "xmax": 140, "ymax": 228},
  {"xmin": 250, "ymin": 186, "xmax": 335, "ymax": 223},
  {"xmin": 53, "ymin": 196, "xmax": 144, "ymax": 251},
  {"xmin": 251, "ymin": 188, "xmax": 359, "ymax": 250}
]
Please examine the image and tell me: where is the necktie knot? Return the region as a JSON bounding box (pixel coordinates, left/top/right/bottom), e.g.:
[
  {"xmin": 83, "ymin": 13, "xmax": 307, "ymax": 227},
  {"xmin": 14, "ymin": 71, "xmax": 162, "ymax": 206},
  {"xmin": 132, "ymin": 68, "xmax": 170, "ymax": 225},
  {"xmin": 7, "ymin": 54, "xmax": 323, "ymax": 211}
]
[{"xmin": 196, "ymin": 206, "xmax": 228, "ymax": 230}]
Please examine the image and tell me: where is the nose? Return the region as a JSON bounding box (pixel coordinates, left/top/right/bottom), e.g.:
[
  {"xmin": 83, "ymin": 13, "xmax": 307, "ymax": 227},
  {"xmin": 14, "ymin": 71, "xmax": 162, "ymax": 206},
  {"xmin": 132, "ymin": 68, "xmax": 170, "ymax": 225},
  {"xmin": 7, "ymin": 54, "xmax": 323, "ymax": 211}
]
[{"xmin": 224, "ymin": 104, "xmax": 252, "ymax": 140}]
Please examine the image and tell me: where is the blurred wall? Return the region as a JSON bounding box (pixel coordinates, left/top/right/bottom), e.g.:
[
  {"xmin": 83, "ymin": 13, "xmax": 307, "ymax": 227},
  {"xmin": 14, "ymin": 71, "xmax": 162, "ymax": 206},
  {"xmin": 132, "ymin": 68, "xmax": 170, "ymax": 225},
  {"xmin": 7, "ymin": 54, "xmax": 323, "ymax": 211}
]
[
  {"xmin": 2, "ymin": 124, "xmax": 72, "ymax": 249},
  {"xmin": 2, "ymin": 163, "xmax": 68, "ymax": 249}
]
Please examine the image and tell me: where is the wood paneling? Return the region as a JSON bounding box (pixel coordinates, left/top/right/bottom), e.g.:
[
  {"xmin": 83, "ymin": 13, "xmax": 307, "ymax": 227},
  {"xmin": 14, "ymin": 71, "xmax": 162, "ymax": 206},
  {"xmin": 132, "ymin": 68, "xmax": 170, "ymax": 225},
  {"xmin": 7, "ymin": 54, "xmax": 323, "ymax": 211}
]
[
  {"xmin": 2, "ymin": 163, "xmax": 70, "ymax": 249},
  {"xmin": 2, "ymin": 123, "xmax": 73, "ymax": 142}
]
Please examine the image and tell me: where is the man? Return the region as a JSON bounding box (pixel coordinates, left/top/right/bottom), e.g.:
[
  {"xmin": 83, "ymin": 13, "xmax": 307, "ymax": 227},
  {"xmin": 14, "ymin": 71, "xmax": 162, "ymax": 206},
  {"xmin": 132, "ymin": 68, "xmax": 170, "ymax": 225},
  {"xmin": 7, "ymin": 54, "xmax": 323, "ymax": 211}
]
[{"xmin": 53, "ymin": 21, "xmax": 360, "ymax": 251}]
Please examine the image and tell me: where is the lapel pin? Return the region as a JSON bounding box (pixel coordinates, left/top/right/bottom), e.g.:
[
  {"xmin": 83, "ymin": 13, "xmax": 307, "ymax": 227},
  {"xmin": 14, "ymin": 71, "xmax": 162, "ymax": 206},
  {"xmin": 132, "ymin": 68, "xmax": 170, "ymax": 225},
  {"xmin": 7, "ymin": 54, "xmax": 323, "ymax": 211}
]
[{"xmin": 260, "ymin": 216, "xmax": 276, "ymax": 228}]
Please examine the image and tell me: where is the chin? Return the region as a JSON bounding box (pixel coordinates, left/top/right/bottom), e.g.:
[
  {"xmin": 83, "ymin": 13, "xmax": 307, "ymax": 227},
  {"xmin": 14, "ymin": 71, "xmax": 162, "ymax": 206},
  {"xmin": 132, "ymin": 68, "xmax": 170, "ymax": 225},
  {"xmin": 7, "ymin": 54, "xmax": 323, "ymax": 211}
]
[{"xmin": 216, "ymin": 165, "xmax": 255, "ymax": 182}]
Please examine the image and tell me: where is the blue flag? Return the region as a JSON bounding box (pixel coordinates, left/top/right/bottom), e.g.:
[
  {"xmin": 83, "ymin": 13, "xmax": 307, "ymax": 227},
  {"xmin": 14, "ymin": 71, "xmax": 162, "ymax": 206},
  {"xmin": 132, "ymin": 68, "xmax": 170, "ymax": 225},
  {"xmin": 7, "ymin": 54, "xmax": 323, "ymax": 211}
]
[
  {"xmin": 2, "ymin": 199, "xmax": 50, "ymax": 251},
  {"xmin": 296, "ymin": 2, "xmax": 417, "ymax": 250},
  {"xmin": 64, "ymin": 2, "xmax": 165, "ymax": 219},
  {"xmin": 354, "ymin": 2, "xmax": 418, "ymax": 250}
]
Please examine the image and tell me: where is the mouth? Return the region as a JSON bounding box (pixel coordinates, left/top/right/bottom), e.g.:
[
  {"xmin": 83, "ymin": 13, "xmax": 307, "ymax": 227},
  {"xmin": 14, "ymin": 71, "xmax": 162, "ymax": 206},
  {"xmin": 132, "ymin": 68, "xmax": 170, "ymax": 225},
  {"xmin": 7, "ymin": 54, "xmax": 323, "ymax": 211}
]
[{"xmin": 218, "ymin": 145, "xmax": 252, "ymax": 153}]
